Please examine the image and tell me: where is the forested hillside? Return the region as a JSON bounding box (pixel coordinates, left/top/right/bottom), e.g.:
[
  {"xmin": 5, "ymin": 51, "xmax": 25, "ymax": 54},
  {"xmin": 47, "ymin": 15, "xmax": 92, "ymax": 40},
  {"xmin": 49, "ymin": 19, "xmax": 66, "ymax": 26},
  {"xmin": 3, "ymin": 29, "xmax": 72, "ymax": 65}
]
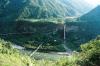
[
  {"xmin": 80, "ymin": 6, "xmax": 100, "ymax": 22},
  {"xmin": 0, "ymin": 0, "xmax": 100, "ymax": 66},
  {"xmin": 0, "ymin": 0, "xmax": 93, "ymax": 22}
]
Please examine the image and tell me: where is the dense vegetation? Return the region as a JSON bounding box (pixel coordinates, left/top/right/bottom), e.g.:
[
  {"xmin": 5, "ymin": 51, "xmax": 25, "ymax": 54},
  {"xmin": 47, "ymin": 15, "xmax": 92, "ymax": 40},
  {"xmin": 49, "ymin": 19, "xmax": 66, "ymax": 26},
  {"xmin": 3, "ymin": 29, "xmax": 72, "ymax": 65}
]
[
  {"xmin": 0, "ymin": 0, "xmax": 93, "ymax": 22},
  {"xmin": 0, "ymin": 0, "xmax": 100, "ymax": 66},
  {"xmin": 0, "ymin": 39, "xmax": 64, "ymax": 66},
  {"xmin": 0, "ymin": 39, "xmax": 34, "ymax": 66},
  {"xmin": 0, "ymin": 15, "xmax": 100, "ymax": 66},
  {"xmin": 78, "ymin": 37, "xmax": 100, "ymax": 66},
  {"xmin": 0, "ymin": 20, "xmax": 100, "ymax": 51},
  {"xmin": 0, "ymin": 36, "xmax": 100, "ymax": 66}
]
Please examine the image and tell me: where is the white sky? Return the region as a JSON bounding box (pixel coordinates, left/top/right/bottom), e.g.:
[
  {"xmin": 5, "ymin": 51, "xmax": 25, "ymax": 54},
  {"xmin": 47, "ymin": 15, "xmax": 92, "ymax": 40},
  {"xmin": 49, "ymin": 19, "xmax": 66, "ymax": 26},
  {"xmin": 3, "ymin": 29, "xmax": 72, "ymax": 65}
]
[{"xmin": 85, "ymin": 0, "xmax": 100, "ymax": 6}]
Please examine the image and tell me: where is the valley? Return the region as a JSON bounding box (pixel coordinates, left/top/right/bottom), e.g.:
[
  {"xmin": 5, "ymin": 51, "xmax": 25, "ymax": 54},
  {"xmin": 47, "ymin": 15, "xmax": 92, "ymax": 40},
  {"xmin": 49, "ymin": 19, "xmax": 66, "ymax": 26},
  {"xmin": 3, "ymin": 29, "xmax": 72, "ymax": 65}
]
[{"xmin": 0, "ymin": 0, "xmax": 100, "ymax": 66}]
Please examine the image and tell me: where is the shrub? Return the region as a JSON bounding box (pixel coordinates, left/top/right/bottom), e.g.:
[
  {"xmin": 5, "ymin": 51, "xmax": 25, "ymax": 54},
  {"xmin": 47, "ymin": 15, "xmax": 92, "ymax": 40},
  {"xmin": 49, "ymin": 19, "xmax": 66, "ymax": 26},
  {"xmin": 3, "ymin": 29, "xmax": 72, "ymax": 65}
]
[{"xmin": 78, "ymin": 39, "xmax": 100, "ymax": 66}]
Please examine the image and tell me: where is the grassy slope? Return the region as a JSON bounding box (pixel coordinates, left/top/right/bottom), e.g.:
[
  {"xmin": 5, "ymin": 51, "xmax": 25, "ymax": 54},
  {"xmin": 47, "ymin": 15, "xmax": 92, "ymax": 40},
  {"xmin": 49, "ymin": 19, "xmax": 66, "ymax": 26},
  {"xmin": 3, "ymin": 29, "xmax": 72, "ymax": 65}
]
[
  {"xmin": 0, "ymin": 39, "xmax": 34, "ymax": 66},
  {"xmin": 0, "ymin": 33, "xmax": 100, "ymax": 66},
  {"xmin": 0, "ymin": 39, "xmax": 77, "ymax": 66}
]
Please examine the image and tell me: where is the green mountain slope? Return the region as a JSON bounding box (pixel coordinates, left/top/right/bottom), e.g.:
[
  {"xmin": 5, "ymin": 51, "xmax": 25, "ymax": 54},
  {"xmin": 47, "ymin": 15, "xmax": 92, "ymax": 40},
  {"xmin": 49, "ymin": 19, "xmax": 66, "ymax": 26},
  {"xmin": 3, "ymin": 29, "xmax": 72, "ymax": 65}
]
[
  {"xmin": 0, "ymin": 0, "xmax": 93, "ymax": 22},
  {"xmin": 80, "ymin": 6, "xmax": 100, "ymax": 22}
]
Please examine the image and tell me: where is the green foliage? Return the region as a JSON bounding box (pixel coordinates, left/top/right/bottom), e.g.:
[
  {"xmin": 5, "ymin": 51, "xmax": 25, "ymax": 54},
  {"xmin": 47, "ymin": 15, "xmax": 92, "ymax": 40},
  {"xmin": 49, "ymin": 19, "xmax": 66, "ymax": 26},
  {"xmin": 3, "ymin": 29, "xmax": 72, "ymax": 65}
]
[
  {"xmin": 0, "ymin": 0, "xmax": 66, "ymax": 22},
  {"xmin": 0, "ymin": 39, "xmax": 35, "ymax": 66},
  {"xmin": 0, "ymin": 21, "xmax": 65, "ymax": 51},
  {"xmin": 64, "ymin": 22, "xmax": 100, "ymax": 50},
  {"xmin": 0, "ymin": 39, "xmax": 75, "ymax": 66},
  {"xmin": 78, "ymin": 39, "xmax": 100, "ymax": 66},
  {"xmin": 0, "ymin": 0, "xmax": 92, "ymax": 22},
  {"xmin": 57, "ymin": 55, "xmax": 79, "ymax": 66},
  {"xmin": 0, "ymin": 22, "xmax": 99, "ymax": 65},
  {"xmin": 0, "ymin": 39, "xmax": 79, "ymax": 66},
  {"xmin": 0, "ymin": 39, "xmax": 17, "ymax": 54},
  {"xmin": 1, "ymin": 20, "xmax": 100, "ymax": 51}
]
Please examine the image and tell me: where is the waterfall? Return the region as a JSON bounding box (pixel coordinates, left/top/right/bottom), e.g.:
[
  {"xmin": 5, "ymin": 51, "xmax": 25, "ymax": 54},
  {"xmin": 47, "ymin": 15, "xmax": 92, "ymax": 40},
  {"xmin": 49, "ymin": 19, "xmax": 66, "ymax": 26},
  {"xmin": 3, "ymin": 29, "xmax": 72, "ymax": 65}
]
[{"xmin": 62, "ymin": 19, "xmax": 72, "ymax": 53}]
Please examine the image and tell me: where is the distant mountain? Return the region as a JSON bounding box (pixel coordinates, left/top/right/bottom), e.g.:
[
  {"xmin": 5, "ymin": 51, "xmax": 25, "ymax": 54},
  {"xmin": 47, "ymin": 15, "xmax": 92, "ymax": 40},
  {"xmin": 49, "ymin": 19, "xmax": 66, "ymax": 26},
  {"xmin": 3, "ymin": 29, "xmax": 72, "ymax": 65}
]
[
  {"xmin": 0, "ymin": 0, "xmax": 94, "ymax": 22},
  {"xmin": 61, "ymin": 0, "xmax": 93, "ymax": 15},
  {"xmin": 80, "ymin": 6, "xmax": 100, "ymax": 22}
]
